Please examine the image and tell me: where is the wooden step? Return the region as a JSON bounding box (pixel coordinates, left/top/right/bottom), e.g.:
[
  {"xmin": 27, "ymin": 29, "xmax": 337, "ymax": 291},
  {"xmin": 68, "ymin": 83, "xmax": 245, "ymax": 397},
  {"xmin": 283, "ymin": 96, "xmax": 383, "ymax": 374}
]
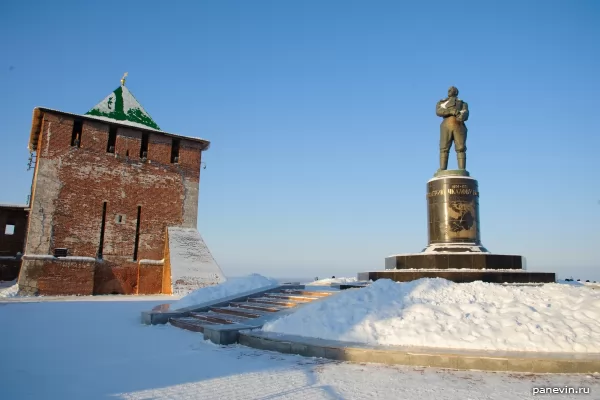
[
  {"xmin": 230, "ymin": 302, "xmax": 282, "ymax": 312},
  {"xmin": 169, "ymin": 317, "xmax": 214, "ymax": 333},
  {"xmin": 189, "ymin": 312, "xmax": 235, "ymax": 325},
  {"xmin": 280, "ymin": 290, "xmax": 333, "ymax": 297},
  {"xmin": 201, "ymin": 311, "xmax": 253, "ymax": 324},
  {"xmin": 248, "ymin": 297, "xmax": 296, "ymax": 307},
  {"xmin": 263, "ymin": 293, "xmax": 319, "ymax": 302},
  {"xmin": 210, "ymin": 307, "xmax": 266, "ymax": 318}
]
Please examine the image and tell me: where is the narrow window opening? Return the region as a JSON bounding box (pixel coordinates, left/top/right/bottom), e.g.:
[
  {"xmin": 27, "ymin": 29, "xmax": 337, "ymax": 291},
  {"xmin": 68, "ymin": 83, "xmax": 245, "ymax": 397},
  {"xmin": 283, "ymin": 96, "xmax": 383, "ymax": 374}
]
[
  {"xmin": 98, "ymin": 202, "xmax": 107, "ymax": 259},
  {"xmin": 170, "ymin": 139, "xmax": 180, "ymax": 163},
  {"xmin": 140, "ymin": 133, "xmax": 149, "ymax": 159},
  {"xmin": 126, "ymin": 149, "xmax": 130, "ymax": 158},
  {"xmin": 71, "ymin": 120, "xmax": 83, "ymax": 147},
  {"xmin": 133, "ymin": 206, "xmax": 141, "ymax": 261},
  {"xmin": 117, "ymin": 215, "xmax": 122, "ymax": 223},
  {"xmin": 4, "ymin": 224, "xmax": 15, "ymax": 235},
  {"xmin": 107, "ymin": 126, "xmax": 117, "ymax": 153}
]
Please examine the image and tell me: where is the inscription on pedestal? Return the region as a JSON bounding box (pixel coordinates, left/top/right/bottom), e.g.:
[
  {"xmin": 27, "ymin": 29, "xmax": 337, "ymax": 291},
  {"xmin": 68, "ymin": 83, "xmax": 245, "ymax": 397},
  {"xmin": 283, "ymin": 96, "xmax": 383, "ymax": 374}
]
[{"xmin": 427, "ymin": 177, "xmax": 481, "ymax": 245}]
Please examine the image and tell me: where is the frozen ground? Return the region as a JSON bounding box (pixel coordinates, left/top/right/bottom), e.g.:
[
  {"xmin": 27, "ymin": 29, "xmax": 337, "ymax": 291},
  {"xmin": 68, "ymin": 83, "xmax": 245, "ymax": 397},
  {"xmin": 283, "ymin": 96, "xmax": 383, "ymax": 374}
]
[
  {"xmin": 263, "ymin": 278, "xmax": 600, "ymax": 353},
  {"xmin": 0, "ymin": 297, "xmax": 597, "ymax": 400}
]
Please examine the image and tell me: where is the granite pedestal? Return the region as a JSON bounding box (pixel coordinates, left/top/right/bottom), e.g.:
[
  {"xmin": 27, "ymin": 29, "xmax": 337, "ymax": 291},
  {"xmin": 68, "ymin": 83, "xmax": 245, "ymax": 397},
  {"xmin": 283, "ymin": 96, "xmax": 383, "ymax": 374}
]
[{"xmin": 359, "ymin": 171, "xmax": 555, "ymax": 284}]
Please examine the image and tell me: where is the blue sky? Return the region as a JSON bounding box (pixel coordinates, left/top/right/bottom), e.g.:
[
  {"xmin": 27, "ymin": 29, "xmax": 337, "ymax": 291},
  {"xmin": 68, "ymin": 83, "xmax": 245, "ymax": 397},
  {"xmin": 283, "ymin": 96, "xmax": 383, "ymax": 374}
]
[{"xmin": 1, "ymin": 1, "xmax": 599, "ymax": 280}]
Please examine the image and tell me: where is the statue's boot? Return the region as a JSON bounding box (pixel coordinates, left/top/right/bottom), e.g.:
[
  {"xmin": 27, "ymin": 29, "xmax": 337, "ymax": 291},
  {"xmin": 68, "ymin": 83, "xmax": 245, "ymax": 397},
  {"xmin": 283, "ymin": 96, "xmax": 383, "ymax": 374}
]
[
  {"xmin": 457, "ymin": 153, "xmax": 466, "ymax": 170},
  {"xmin": 439, "ymin": 153, "xmax": 449, "ymax": 170}
]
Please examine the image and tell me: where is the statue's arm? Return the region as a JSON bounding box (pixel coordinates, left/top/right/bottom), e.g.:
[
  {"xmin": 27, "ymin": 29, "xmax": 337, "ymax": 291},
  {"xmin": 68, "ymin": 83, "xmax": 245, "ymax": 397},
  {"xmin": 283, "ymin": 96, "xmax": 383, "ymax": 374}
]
[
  {"xmin": 458, "ymin": 102, "xmax": 469, "ymax": 122},
  {"xmin": 436, "ymin": 100, "xmax": 455, "ymax": 117}
]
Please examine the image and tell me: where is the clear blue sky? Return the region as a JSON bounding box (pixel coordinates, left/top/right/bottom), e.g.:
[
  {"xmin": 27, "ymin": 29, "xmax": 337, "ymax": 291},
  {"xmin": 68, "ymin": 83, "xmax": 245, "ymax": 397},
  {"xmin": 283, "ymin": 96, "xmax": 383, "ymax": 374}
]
[{"xmin": 1, "ymin": 1, "xmax": 599, "ymax": 280}]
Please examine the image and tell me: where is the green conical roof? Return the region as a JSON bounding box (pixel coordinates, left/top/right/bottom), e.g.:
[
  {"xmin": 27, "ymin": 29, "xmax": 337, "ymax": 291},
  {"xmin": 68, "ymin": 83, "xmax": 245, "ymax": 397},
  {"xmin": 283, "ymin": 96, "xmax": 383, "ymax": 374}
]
[{"xmin": 85, "ymin": 85, "xmax": 160, "ymax": 130}]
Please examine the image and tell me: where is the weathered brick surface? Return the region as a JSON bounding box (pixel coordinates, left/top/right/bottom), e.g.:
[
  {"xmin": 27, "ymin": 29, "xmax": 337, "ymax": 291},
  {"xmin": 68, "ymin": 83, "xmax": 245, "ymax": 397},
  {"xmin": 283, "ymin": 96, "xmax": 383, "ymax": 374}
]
[
  {"xmin": 149, "ymin": 133, "xmax": 172, "ymax": 165},
  {"xmin": 115, "ymin": 128, "xmax": 142, "ymax": 158},
  {"xmin": 49, "ymin": 119, "xmax": 185, "ymax": 260},
  {"xmin": 18, "ymin": 260, "xmax": 43, "ymax": 294},
  {"xmin": 20, "ymin": 111, "xmax": 207, "ymax": 295},
  {"xmin": 36, "ymin": 260, "xmax": 95, "ymax": 296},
  {"xmin": 180, "ymin": 141, "xmax": 203, "ymax": 180},
  {"xmin": 93, "ymin": 260, "xmax": 138, "ymax": 295},
  {"xmin": 81, "ymin": 120, "xmax": 109, "ymax": 154},
  {"xmin": 42, "ymin": 115, "xmax": 73, "ymax": 158},
  {"xmin": 138, "ymin": 263, "xmax": 163, "ymax": 294}
]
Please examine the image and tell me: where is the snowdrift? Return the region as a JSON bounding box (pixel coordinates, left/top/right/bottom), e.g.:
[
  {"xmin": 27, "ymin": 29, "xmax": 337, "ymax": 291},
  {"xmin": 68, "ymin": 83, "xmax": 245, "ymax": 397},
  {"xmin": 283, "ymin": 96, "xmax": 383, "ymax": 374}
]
[
  {"xmin": 307, "ymin": 277, "xmax": 358, "ymax": 286},
  {"xmin": 170, "ymin": 274, "xmax": 279, "ymax": 310},
  {"xmin": 262, "ymin": 278, "xmax": 600, "ymax": 353}
]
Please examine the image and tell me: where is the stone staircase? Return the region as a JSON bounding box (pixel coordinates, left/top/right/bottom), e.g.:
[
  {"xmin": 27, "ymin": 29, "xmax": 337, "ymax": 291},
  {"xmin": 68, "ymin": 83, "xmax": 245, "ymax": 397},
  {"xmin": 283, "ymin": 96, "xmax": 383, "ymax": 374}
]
[{"xmin": 169, "ymin": 289, "xmax": 334, "ymax": 333}]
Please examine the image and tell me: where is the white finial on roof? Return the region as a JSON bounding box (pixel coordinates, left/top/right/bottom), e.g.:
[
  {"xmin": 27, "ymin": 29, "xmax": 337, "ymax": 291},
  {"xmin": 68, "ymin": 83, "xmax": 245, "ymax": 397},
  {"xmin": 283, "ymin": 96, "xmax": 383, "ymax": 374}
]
[{"xmin": 120, "ymin": 72, "xmax": 128, "ymax": 86}]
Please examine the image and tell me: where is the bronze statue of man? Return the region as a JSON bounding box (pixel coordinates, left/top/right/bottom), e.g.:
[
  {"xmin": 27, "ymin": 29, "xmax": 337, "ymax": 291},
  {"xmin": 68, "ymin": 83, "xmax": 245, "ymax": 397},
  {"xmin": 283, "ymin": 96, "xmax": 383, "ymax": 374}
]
[{"xmin": 436, "ymin": 86, "xmax": 469, "ymax": 171}]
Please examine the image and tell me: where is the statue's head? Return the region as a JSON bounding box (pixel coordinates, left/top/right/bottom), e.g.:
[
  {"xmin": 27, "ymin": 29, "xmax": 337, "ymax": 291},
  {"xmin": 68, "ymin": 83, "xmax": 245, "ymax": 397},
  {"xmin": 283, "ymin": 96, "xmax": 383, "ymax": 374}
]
[{"xmin": 448, "ymin": 86, "xmax": 459, "ymax": 97}]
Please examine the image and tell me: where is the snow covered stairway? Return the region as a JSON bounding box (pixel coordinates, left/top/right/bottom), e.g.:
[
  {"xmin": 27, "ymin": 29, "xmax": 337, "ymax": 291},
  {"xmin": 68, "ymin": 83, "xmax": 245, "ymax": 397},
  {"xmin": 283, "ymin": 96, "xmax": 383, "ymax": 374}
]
[{"xmin": 167, "ymin": 288, "xmax": 337, "ymax": 342}]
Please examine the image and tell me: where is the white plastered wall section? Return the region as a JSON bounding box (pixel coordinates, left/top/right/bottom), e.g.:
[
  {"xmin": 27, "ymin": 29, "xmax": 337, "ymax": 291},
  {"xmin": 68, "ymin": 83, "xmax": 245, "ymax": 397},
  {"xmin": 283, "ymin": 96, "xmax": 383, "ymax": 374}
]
[{"xmin": 167, "ymin": 227, "xmax": 226, "ymax": 295}]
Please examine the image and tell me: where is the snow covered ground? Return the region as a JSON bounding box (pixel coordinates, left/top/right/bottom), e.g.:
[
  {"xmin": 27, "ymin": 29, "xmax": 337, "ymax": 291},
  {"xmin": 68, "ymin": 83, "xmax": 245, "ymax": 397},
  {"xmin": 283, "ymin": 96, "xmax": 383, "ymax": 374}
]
[
  {"xmin": 263, "ymin": 278, "xmax": 600, "ymax": 353},
  {"xmin": 0, "ymin": 297, "xmax": 597, "ymax": 400},
  {"xmin": 306, "ymin": 276, "xmax": 359, "ymax": 286},
  {"xmin": 0, "ymin": 279, "xmax": 19, "ymax": 297}
]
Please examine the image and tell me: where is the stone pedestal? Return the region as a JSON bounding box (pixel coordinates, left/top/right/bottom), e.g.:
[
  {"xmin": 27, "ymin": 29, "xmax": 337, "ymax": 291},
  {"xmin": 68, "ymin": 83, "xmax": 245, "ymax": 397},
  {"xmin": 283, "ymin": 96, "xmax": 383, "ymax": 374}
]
[
  {"xmin": 425, "ymin": 175, "xmax": 488, "ymax": 253},
  {"xmin": 359, "ymin": 170, "xmax": 556, "ymax": 284}
]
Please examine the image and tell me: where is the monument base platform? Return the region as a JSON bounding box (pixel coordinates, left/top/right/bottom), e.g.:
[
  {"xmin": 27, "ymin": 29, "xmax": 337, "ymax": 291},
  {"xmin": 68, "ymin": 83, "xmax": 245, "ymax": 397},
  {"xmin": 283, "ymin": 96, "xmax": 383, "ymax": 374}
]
[
  {"xmin": 421, "ymin": 243, "xmax": 489, "ymax": 253},
  {"xmin": 367, "ymin": 167, "xmax": 558, "ymax": 285},
  {"xmin": 385, "ymin": 253, "xmax": 524, "ymax": 270},
  {"xmin": 358, "ymin": 270, "xmax": 556, "ymax": 284}
]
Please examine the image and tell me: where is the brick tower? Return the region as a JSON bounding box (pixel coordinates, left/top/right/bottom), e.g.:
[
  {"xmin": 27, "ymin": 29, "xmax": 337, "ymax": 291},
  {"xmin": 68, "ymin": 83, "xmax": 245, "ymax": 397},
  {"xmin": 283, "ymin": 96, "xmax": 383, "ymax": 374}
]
[{"xmin": 17, "ymin": 75, "xmax": 225, "ymax": 295}]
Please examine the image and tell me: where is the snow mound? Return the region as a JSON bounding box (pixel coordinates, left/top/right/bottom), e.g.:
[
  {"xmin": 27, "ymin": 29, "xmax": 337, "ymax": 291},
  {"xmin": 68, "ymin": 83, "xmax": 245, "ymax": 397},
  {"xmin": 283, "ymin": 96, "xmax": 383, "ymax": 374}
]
[
  {"xmin": 307, "ymin": 277, "xmax": 359, "ymax": 286},
  {"xmin": 262, "ymin": 278, "xmax": 600, "ymax": 353},
  {"xmin": 0, "ymin": 280, "xmax": 19, "ymax": 298},
  {"xmin": 170, "ymin": 274, "xmax": 279, "ymax": 310}
]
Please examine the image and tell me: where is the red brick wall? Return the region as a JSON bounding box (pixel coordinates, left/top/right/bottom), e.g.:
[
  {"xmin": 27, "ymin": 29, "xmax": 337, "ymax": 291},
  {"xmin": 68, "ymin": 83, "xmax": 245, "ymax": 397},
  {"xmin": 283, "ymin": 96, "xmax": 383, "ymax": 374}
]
[
  {"xmin": 36, "ymin": 260, "xmax": 95, "ymax": 296},
  {"xmin": 40, "ymin": 113, "xmax": 75, "ymax": 157},
  {"xmin": 81, "ymin": 119, "xmax": 109, "ymax": 154},
  {"xmin": 180, "ymin": 140, "xmax": 202, "ymax": 180},
  {"xmin": 42, "ymin": 114, "xmax": 188, "ymax": 261},
  {"xmin": 149, "ymin": 133, "xmax": 172, "ymax": 165},
  {"xmin": 93, "ymin": 260, "xmax": 138, "ymax": 295},
  {"xmin": 21, "ymin": 111, "xmax": 205, "ymax": 295},
  {"xmin": 138, "ymin": 262, "xmax": 163, "ymax": 294},
  {"xmin": 115, "ymin": 127, "xmax": 142, "ymax": 158}
]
